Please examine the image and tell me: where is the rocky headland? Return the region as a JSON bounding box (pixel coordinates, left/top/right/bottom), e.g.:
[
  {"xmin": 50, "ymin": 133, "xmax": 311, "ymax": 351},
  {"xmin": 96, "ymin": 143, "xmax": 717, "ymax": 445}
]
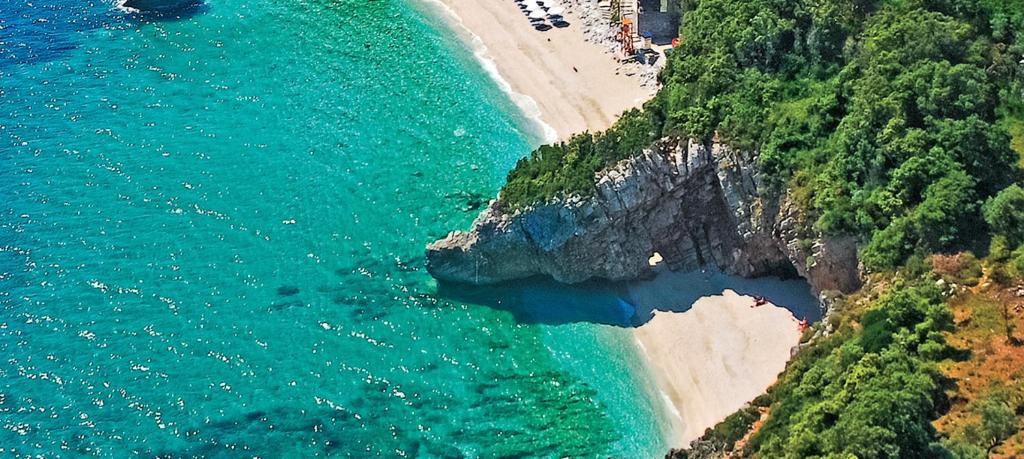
[{"xmin": 425, "ymin": 137, "xmax": 862, "ymax": 297}]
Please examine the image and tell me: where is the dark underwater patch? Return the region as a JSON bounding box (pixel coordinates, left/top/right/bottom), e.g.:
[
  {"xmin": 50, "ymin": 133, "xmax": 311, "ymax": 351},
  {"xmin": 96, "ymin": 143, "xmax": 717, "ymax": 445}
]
[
  {"xmin": 268, "ymin": 299, "xmax": 304, "ymax": 311},
  {"xmin": 119, "ymin": 0, "xmax": 206, "ymax": 22}
]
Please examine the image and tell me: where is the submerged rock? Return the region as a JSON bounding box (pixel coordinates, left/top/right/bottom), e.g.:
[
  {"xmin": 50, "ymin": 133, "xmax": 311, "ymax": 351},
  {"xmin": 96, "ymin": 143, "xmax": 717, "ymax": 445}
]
[
  {"xmin": 426, "ymin": 137, "xmax": 861, "ymax": 296},
  {"xmin": 117, "ymin": 0, "xmax": 198, "ymax": 14}
]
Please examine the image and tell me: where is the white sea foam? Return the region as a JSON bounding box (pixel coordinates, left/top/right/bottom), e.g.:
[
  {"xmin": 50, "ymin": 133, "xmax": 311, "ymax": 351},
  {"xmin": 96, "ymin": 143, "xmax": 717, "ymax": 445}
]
[
  {"xmin": 659, "ymin": 389, "xmax": 683, "ymax": 421},
  {"xmin": 112, "ymin": 0, "xmax": 139, "ymax": 14},
  {"xmin": 413, "ymin": 0, "xmax": 559, "ymax": 145}
]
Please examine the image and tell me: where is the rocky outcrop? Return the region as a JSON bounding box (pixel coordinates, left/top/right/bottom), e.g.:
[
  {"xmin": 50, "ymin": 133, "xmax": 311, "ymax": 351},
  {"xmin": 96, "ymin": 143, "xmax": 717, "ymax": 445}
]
[{"xmin": 426, "ymin": 137, "xmax": 861, "ymax": 296}]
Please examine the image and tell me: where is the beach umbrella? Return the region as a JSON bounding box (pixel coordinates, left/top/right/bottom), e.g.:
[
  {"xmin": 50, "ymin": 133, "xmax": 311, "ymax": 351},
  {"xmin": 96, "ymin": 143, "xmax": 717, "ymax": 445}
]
[
  {"xmin": 529, "ymin": 9, "xmax": 547, "ymax": 19},
  {"xmin": 524, "ymin": 2, "xmax": 541, "ymax": 11},
  {"xmin": 546, "ymin": 6, "xmax": 564, "ymax": 16}
]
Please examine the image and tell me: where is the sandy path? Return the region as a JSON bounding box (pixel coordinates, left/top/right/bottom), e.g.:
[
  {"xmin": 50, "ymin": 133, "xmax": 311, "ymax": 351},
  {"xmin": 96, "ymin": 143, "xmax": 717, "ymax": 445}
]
[{"xmin": 419, "ymin": 0, "xmax": 653, "ymax": 141}]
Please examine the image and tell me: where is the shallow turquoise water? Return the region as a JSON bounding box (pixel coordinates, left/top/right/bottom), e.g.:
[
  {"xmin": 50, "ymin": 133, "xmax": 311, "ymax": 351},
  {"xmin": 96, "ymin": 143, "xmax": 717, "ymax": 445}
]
[{"xmin": 0, "ymin": 0, "xmax": 670, "ymax": 456}]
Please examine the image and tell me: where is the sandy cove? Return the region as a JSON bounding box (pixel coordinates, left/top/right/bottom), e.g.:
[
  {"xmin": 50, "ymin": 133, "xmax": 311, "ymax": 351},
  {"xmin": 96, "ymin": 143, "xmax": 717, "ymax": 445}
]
[
  {"xmin": 632, "ymin": 289, "xmax": 803, "ymax": 449},
  {"xmin": 420, "ymin": 0, "xmax": 654, "ymax": 141},
  {"xmin": 421, "ymin": 0, "xmax": 801, "ymax": 452}
]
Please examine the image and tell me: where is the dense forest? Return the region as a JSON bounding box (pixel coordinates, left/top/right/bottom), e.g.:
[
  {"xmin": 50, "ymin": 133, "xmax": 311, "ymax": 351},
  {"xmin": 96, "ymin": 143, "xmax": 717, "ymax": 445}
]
[
  {"xmin": 665, "ymin": 0, "xmax": 1024, "ymax": 273},
  {"xmin": 500, "ymin": 0, "xmax": 1024, "ymax": 456},
  {"xmin": 505, "ymin": 0, "xmax": 1024, "ymax": 272}
]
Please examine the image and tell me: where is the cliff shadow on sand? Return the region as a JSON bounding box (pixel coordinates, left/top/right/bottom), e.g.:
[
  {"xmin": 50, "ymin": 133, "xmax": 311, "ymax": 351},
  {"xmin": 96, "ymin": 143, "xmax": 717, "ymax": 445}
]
[{"xmin": 435, "ymin": 267, "xmax": 821, "ymax": 328}]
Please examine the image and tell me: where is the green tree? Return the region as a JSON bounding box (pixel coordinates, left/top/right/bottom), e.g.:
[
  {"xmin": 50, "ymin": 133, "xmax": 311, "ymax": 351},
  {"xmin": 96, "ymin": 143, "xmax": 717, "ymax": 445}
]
[
  {"xmin": 983, "ymin": 184, "xmax": 1024, "ymax": 245},
  {"xmin": 964, "ymin": 392, "xmax": 1018, "ymax": 454}
]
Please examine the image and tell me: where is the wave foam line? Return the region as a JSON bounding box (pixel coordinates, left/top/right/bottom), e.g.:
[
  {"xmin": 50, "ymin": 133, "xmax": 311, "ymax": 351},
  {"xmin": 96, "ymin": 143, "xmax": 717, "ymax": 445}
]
[{"xmin": 414, "ymin": 0, "xmax": 560, "ymax": 145}]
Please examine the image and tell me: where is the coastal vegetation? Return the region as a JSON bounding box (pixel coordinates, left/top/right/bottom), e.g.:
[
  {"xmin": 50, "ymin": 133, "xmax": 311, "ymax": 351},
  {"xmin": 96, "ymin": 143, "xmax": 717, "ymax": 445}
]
[
  {"xmin": 677, "ymin": 250, "xmax": 1024, "ymax": 458},
  {"xmin": 495, "ymin": 0, "xmax": 1024, "ymax": 456},
  {"xmin": 655, "ymin": 2, "xmax": 1024, "ymax": 454},
  {"xmin": 500, "ymin": 109, "xmax": 655, "ymax": 206},
  {"xmin": 502, "ymin": 0, "xmax": 1023, "ymax": 271}
]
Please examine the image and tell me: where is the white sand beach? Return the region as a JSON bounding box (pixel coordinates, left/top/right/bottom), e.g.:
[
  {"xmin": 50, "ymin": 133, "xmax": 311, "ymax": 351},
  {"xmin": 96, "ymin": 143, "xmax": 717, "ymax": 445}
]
[
  {"xmin": 632, "ymin": 289, "xmax": 803, "ymax": 448},
  {"xmin": 420, "ymin": 0, "xmax": 654, "ymax": 141}
]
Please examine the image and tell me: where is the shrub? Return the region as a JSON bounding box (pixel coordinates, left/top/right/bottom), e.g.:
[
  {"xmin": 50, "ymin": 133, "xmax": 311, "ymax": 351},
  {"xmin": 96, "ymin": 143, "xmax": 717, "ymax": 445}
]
[
  {"xmin": 964, "ymin": 391, "xmax": 1018, "ymax": 454},
  {"xmin": 1009, "ymin": 245, "xmax": 1024, "ymax": 278},
  {"xmin": 931, "ymin": 252, "xmax": 983, "ymax": 287},
  {"xmin": 989, "ymin": 235, "xmax": 1013, "ymax": 262}
]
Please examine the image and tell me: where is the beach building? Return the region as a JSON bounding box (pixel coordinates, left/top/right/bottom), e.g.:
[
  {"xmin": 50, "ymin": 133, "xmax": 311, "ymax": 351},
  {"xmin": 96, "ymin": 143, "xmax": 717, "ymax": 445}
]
[
  {"xmin": 638, "ymin": 0, "xmax": 680, "ymax": 45},
  {"xmin": 602, "ymin": 0, "xmax": 680, "ymax": 58}
]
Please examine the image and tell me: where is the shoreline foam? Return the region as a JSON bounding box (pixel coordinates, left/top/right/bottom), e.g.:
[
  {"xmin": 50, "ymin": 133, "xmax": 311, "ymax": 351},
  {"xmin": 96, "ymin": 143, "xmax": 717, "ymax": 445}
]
[
  {"xmin": 414, "ymin": 0, "xmax": 653, "ymax": 141},
  {"xmin": 414, "ymin": 0, "xmax": 559, "ymax": 144}
]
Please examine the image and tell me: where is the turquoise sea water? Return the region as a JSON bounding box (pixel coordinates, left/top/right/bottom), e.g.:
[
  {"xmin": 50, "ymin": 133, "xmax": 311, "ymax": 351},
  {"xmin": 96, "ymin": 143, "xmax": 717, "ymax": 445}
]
[{"xmin": 0, "ymin": 0, "xmax": 673, "ymax": 456}]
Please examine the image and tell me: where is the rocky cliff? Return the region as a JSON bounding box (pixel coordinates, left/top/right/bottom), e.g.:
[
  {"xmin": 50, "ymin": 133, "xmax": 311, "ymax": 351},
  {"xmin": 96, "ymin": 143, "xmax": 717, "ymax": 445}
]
[{"xmin": 426, "ymin": 137, "xmax": 861, "ymax": 296}]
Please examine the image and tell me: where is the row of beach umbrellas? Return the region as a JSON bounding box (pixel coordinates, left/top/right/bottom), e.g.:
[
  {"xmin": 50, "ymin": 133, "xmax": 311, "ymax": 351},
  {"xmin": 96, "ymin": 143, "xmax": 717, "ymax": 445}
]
[{"xmin": 515, "ymin": 0, "xmax": 567, "ymax": 28}]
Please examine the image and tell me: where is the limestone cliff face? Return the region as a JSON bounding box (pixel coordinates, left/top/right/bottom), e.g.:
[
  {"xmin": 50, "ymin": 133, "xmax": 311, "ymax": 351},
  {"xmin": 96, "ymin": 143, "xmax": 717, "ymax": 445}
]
[{"xmin": 426, "ymin": 137, "xmax": 861, "ymax": 295}]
